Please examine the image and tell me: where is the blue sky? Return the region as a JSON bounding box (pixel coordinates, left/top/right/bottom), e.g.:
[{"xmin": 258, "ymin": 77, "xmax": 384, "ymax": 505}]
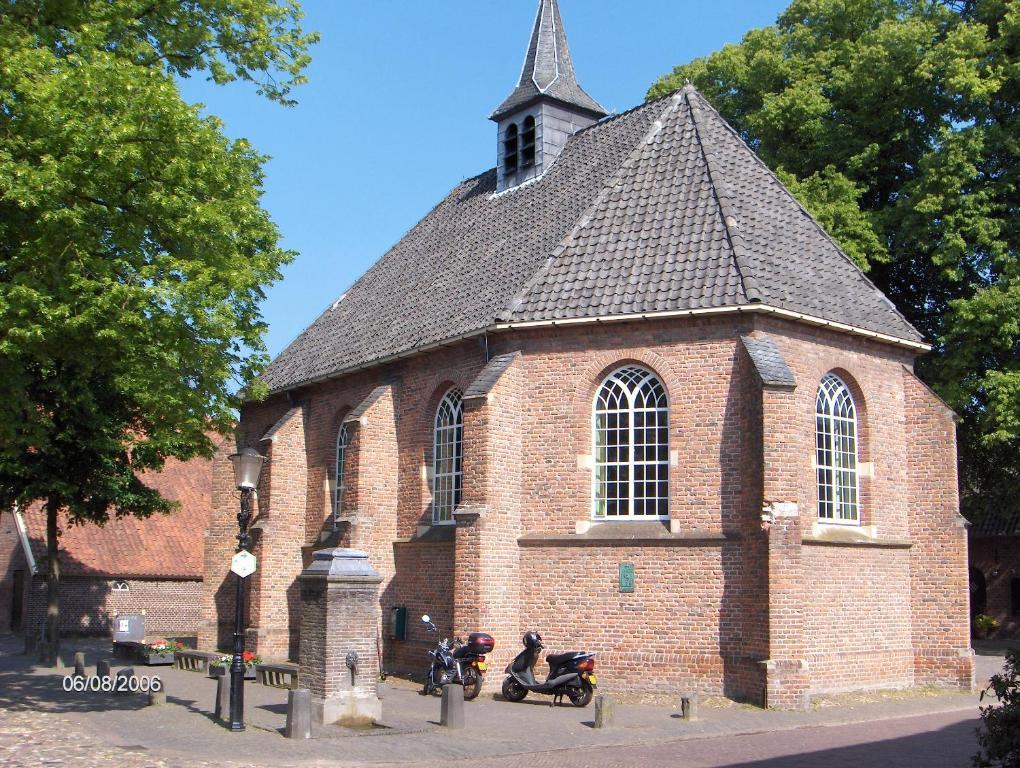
[{"xmin": 177, "ymin": 0, "xmax": 789, "ymax": 359}]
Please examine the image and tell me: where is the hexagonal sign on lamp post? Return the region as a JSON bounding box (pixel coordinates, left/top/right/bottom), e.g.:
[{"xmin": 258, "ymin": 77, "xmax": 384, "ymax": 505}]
[{"xmin": 230, "ymin": 550, "xmax": 257, "ymax": 579}]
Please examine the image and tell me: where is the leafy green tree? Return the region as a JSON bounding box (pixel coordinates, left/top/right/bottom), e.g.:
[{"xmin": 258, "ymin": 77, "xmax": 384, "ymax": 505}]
[
  {"xmin": 975, "ymin": 649, "xmax": 1020, "ymax": 767},
  {"xmin": 0, "ymin": 1, "xmax": 315, "ymax": 659},
  {"xmin": 649, "ymin": 0, "xmax": 1019, "ymax": 522}
]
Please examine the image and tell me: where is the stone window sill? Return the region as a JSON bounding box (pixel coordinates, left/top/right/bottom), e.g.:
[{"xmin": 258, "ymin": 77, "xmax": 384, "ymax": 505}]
[
  {"xmin": 519, "ymin": 521, "xmax": 736, "ymax": 547},
  {"xmin": 802, "ymin": 527, "xmax": 912, "ymax": 549}
]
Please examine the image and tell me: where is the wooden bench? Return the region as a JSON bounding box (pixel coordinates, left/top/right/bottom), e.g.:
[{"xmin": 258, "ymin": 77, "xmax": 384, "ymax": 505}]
[
  {"xmin": 175, "ymin": 649, "xmax": 221, "ymax": 673},
  {"xmin": 257, "ymin": 661, "xmax": 299, "ymax": 689}
]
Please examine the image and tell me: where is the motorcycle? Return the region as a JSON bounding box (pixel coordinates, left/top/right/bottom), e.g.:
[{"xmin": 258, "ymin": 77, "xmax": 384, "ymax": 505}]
[
  {"xmin": 420, "ymin": 614, "xmax": 494, "ymax": 701},
  {"xmin": 500, "ymin": 631, "xmax": 596, "ymax": 707}
]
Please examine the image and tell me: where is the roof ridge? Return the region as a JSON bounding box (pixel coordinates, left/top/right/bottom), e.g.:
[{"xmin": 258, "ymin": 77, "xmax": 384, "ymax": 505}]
[
  {"xmin": 686, "ymin": 88, "xmax": 923, "ymax": 339},
  {"xmin": 497, "ymin": 95, "xmax": 685, "ymax": 321},
  {"xmin": 683, "ymin": 86, "xmax": 762, "ymax": 304}
]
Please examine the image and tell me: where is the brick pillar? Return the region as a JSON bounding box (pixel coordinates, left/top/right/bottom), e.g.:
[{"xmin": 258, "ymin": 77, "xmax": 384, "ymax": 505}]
[
  {"xmin": 245, "ymin": 406, "xmax": 308, "ymax": 661},
  {"xmin": 199, "ymin": 436, "xmax": 241, "ymax": 652},
  {"xmin": 760, "ymin": 386, "xmax": 809, "ymax": 709},
  {"xmin": 903, "ymin": 368, "xmax": 974, "ymax": 689},
  {"xmin": 454, "ymin": 353, "xmax": 523, "ymax": 672},
  {"xmin": 298, "ymin": 548, "xmax": 383, "ymax": 725}
]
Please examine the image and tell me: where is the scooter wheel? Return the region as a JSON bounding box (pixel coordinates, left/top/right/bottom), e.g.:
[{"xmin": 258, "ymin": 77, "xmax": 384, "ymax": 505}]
[
  {"xmin": 501, "ymin": 676, "xmax": 528, "ymax": 702},
  {"xmin": 568, "ymin": 681, "xmax": 593, "ymax": 708},
  {"xmin": 463, "ymin": 669, "xmax": 484, "ymax": 701}
]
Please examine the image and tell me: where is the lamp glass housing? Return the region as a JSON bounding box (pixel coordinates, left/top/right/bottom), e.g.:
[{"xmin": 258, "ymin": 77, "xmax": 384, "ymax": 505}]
[{"xmin": 229, "ymin": 448, "xmax": 266, "ymax": 490}]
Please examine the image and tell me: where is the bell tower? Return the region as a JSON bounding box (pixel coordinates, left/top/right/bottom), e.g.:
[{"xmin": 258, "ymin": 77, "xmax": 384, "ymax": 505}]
[{"xmin": 491, "ymin": 0, "xmax": 607, "ymax": 192}]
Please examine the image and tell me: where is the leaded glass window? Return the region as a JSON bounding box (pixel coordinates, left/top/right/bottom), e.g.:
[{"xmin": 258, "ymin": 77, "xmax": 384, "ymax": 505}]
[
  {"xmin": 333, "ymin": 423, "xmax": 349, "ymax": 524},
  {"xmin": 816, "ymin": 373, "xmax": 860, "ymax": 524},
  {"xmin": 593, "ymin": 366, "xmax": 669, "ymax": 518},
  {"xmin": 432, "ymin": 389, "xmax": 463, "ymax": 523}
]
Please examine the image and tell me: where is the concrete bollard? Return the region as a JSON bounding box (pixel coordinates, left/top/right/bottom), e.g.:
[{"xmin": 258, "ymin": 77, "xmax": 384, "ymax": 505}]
[
  {"xmin": 96, "ymin": 659, "xmax": 112, "ymax": 681},
  {"xmin": 38, "ymin": 641, "xmax": 60, "ymax": 668},
  {"xmin": 593, "ymin": 694, "xmax": 615, "ymax": 728},
  {"xmin": 285, "ymin": 688, "xmax": 312, "ymax": 739},
  {"xmin": 115, "ymin": 667, "xmax": 135, "ymax": 695},
  {"xmin": 679, "ymin": 693, "xmax": 699, "ymax": 721},
  {"xmin": 73, "ymin": 652, "xmax": 87, "ymax": 678},
  {"xmin": 148, "ymin": 686, "xmax": 167, "ymax": 706},
  {"xmin": 440, "ymin": 684, "xmax": 464, "ymax": 729},
  {"xmin": 214, "ymin": 674, "xmax": 230, "ymax": 722}
]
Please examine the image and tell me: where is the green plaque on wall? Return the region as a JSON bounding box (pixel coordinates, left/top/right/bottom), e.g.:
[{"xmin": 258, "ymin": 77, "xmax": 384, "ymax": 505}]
[{"xmin": 619, "ymin": 562, "xmax": 635, "ymax": 593}]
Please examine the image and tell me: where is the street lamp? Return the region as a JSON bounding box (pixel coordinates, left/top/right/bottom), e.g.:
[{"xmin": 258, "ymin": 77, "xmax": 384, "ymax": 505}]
[{"xmin": 226, "ymin": 447, "xmax": 267, "ymax": 732}]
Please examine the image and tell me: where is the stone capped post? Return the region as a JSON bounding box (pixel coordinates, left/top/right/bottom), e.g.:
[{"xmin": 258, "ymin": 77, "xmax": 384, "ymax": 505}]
[{"xmin": 298, "ymin": 548, "xmax": 383, "ymax": 726}]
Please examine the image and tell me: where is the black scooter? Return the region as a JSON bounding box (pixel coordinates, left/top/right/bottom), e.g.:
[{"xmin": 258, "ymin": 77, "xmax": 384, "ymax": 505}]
[
  {"xmin": 420, "ymin": 614, "xmax": 494, "ymax": 701},
  {"xmin": 500, "ymin": 631, "xmax": 596, "ymax": 707}
]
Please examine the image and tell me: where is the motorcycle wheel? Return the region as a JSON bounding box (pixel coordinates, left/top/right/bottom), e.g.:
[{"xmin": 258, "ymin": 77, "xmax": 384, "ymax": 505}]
[
  {"xmin": 568, "ymin": 681, "xmax": 594, "ymax": 708},
  {"xmin": 501, "ymin": 676, "xmax": 528, "ymax": 702},
  {"xmin": 462, "ymin": 668, "xmax": 483, "ymax": 701},
  {"xmin": 423, "ymin": 668, "xmax": 443, "ymax": 696}
]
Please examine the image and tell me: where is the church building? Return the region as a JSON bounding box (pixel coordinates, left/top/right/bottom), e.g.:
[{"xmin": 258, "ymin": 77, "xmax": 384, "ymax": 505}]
[{"xmin": 200, "ymin": 0, "xmax": 974, "ymax": 707}]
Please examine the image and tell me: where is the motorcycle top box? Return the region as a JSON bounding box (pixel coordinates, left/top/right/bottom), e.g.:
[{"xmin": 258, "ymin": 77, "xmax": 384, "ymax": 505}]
[{"xmin": 462, "ymin": 632, "xmax": 495, "ymax": 654}]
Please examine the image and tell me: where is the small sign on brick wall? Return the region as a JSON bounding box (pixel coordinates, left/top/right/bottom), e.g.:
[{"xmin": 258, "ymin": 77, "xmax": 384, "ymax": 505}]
[{"xmin": 619, "ymin": 562, "xmax": 635, "ymax": 593}]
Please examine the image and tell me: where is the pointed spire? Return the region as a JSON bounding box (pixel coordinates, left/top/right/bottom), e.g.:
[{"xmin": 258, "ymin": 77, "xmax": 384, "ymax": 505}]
[{"xmin": 490, "ymin": 0, "xmax": 607, "ymax": 121}]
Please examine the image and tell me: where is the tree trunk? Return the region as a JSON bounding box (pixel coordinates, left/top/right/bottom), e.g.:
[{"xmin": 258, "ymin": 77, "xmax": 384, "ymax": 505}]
[{"xmin": 43, "ymin": 497, "xmax": 61, "ymax": 666}]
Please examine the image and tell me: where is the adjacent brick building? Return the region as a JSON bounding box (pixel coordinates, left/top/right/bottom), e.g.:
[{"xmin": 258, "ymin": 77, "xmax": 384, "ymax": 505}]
[
  {"xmin": 0, "ymin": 453, "xmax": 213, "ymax": 638},
  {"xmin": 200, "ymin": 0, "xmax": 974, "ymax": 706},
  {"xmin": 969, "ymin": 515, "xmax": 1020, "ymax": 639}
]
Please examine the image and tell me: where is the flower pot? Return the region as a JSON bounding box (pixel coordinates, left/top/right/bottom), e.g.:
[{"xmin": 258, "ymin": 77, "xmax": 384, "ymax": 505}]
[
  {"xmin": 209, "ymin": 664, "xmax": 257, "ymax": 680},
  {"xmin": 141, "ymin": 652, "xmax": 175, "ymax": 666}
]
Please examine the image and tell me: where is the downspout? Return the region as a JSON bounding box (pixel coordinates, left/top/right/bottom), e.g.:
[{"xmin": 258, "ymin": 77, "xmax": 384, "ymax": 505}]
[{"xmin": 13, "ymin": 504, "xmax": 38, "ymax": 575}]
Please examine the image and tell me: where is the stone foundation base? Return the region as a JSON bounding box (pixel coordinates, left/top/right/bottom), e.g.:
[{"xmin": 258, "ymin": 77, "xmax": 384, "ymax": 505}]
[
  {"xmin": 762, "ymin": 658, "xmax": 810, "ymax": 710},
  {"xmin": 314, "ymin": 692, "xmax": 382, "ymax": 726},
  {"xmin": 914, "ymin": 647, "xmax": 976, "ymax": 691}
]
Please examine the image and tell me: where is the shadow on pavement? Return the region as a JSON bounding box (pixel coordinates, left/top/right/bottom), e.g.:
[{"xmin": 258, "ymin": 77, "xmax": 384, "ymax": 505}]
[
  {"xmin": 708, "ymin": 716, "xmax": 979, "ymax": 768},
  {"xmin": 0, "ymin": 664, "xmax": 149, "ymax": 714}
]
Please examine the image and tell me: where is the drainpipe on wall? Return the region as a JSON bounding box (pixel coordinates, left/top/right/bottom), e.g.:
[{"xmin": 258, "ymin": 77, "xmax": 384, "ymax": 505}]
[{"xmin": 13, "ymin": 504, "xmax": 39, "ymax": 575}]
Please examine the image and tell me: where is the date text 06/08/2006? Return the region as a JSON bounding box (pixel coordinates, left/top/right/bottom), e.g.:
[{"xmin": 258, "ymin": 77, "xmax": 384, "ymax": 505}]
[{"xmin": 62, "ymin": 675, "xmax": 162, "ymax": 693}]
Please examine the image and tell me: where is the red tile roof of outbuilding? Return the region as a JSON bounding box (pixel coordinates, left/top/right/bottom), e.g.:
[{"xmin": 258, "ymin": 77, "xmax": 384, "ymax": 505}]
[{"xmin": 22, "ymin": 453, "xmax": 212, "ymax": 580}]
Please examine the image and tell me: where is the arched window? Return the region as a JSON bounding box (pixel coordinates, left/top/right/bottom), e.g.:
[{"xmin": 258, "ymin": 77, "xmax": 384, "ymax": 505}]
[
  {"xmin": 432, "ymin": 388, "xmax": 464, "ymax": 523},
  {"xmin": 816, "ymin": 373, "xmax": 860, "ymax": 524},
  {"xmin": 593, "ymin": 366, "xmax": 669, "ymax": 518},
  {"xmin": 503, "ymin": 123, "xmax": 519, "ymax": 175},
  {"xmin": 333, "ymin": 423, "xmax": 350, "ymax": 524},
  {"xmin": 520, "ymin": 115, "xmax": 536, "ymax": 168}
]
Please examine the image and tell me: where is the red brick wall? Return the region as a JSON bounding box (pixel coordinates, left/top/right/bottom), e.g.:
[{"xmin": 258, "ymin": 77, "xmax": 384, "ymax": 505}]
[
  {"xmin": 24, "ymin": 576, "xmax": 203, "ymax": 637},
  {"xmin": 970, "ymin": 535, "xmax": 1020, "ymax": 639},
  {"xmin": 519, "ymin": 542, "xmax": 730, "ymax": 694},
  {"xmin": 390, "ymin": 540, "xmax": 455, "ymax": 671},
  {"xmin": 802, "ymin": 546, "xmax": 913, "ymax": 692},
  {"xmin": 0, "ymin": 512, "xmax": 31, "ymax": 633},
  {"xmin": 903, "ymin": 368, "xmax": 974, "ymax": 688}
]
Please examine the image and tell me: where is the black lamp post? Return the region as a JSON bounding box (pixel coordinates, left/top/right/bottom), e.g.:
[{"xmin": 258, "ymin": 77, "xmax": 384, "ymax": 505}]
[{"xmin": 226, "ymin": 447, "xmax": 267, "ymax": 732}]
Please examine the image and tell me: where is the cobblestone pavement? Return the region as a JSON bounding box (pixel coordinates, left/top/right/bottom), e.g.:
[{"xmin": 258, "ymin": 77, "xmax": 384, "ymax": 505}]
[
  {"xmin": 0, "ymin": 637, "xmax": 1005, "ymax": 768},
  {"xmin": 377, "ymin": 709, "xmax": 980, "ymax": 768},
  {"xmin": 0, "ymin": 706, "xmax": 228, "ymax": 768}
]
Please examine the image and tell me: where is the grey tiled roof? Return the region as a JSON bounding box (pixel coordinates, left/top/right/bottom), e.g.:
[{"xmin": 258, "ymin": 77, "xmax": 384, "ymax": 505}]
[
  {"xmin": 741, "ymin": 336, "xmax": 797, "ymax": 389},
  {"xmin": 490, "ymin": 0, "xmax": 606, "ymax": 121},
  {"xmin": 261, "ymin": 86, "xmax": 922, "ymax": 394},
  {"xmin": 464, "ymin": 352, "xmax": 521, "ymax": 400},
  {"xmin": 971, "ymin": 512, "xmax": 1020, "ymax": 537}
]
